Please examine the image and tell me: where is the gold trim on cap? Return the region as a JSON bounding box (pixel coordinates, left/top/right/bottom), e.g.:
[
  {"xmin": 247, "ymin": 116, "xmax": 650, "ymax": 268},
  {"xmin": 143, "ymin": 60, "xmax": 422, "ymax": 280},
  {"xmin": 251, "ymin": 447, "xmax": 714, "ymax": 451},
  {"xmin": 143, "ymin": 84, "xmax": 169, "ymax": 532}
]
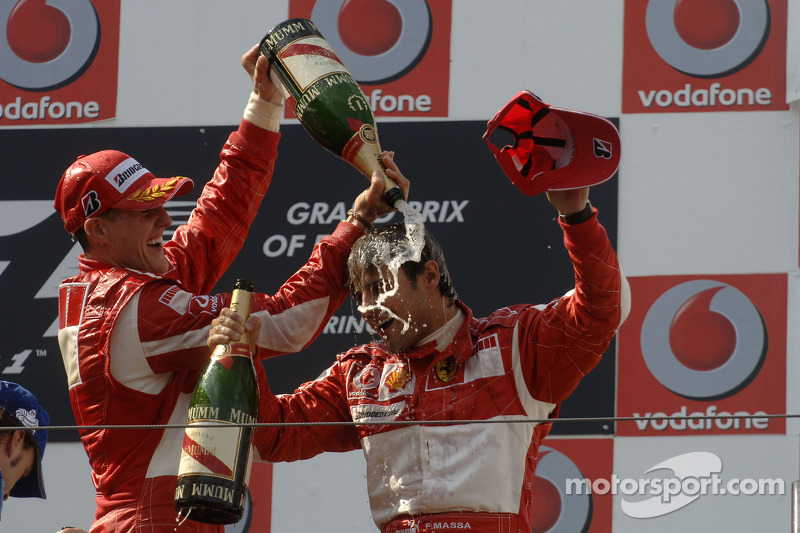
[{"xmin": 128, "ymin": 177, "xmax": 184, "ymax": 202}]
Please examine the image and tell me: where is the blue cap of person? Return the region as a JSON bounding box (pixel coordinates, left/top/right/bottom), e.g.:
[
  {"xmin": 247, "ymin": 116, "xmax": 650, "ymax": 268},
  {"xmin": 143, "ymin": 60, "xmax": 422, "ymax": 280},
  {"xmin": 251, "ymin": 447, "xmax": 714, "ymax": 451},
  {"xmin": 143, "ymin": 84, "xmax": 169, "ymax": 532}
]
[{"xmin": 0, "ymin": 381, "xmax": 48, "ymax": 498}]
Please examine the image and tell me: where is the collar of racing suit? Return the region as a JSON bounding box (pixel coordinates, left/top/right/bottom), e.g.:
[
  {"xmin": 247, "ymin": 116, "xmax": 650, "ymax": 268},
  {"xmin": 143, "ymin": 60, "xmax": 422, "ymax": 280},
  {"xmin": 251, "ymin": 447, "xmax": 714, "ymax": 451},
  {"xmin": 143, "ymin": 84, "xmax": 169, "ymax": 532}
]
[
  {"xmin": 397, "ymin": 300, "xmax": 475, "ymax": 364},
  {"xmin": 414, "ymin": 306, "xmax": 465, "ymax": 352}
]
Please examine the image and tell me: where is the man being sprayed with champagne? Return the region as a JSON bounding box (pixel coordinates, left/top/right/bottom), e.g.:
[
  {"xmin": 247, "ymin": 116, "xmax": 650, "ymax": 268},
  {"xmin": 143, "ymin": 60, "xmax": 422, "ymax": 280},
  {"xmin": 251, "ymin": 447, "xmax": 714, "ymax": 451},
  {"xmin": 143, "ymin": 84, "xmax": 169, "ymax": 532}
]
[
  {"xmin": 209, "ymin": 92, "xmax": 630, "ymax": 532},
  {"xmin": 53, "ymin": 42, "xmax": 408, "ymax": 533}
]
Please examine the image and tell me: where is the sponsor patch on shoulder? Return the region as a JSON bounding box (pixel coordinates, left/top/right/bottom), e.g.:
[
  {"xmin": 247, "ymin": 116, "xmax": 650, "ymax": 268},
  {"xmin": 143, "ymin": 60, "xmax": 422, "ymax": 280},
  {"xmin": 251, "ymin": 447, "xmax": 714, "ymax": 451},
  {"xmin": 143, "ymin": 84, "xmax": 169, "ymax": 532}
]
[{"xmin": 158, "ymin": 286, "xmax": 191, "ymax": 313}]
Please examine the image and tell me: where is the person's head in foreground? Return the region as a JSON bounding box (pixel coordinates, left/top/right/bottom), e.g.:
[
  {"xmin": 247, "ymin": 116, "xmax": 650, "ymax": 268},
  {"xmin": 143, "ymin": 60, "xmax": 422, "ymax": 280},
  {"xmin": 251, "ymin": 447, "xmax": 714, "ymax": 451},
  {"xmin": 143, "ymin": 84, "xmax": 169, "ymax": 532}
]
[{"xmin": 0, "ymin": 380, "xmax": 48, "ymax": 508}]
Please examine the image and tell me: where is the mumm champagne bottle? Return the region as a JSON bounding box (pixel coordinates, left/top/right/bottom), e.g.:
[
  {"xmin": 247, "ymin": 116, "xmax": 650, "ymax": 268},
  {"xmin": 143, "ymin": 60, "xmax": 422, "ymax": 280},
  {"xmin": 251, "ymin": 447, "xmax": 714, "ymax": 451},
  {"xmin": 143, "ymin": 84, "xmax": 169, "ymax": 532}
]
[
  {"xmin": 175, "ymin": 279, "xmax": 258, "ymax": 525},
  {"xmin": 260, "ymin": 17, "xmax": 404, "ymax": 207}
]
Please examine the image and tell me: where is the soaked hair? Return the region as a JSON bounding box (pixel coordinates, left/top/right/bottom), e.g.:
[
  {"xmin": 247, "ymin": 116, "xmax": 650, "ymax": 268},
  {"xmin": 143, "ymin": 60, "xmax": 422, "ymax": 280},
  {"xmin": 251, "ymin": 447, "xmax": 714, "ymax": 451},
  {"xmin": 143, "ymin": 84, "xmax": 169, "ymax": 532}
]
[{"xmin": 347, "ymin": 222, "xmax": 457, "ymax": 305}]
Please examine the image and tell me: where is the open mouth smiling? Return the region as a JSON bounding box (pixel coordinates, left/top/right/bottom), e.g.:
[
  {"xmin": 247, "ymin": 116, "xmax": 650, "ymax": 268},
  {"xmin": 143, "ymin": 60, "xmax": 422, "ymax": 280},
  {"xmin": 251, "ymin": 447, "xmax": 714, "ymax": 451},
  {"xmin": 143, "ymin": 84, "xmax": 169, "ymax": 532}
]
[{"xmin": 377, "ymin": 318, "xmax": 394, "ymax": 335}]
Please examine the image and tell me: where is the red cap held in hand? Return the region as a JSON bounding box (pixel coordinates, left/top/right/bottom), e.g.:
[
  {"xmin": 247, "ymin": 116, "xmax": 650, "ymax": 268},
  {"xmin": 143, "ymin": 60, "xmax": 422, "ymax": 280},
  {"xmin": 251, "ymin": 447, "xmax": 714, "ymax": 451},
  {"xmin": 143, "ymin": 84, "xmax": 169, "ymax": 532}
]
[{"xmin": 483, "ymin": 90, "xmax": 620, "ymax": 197}]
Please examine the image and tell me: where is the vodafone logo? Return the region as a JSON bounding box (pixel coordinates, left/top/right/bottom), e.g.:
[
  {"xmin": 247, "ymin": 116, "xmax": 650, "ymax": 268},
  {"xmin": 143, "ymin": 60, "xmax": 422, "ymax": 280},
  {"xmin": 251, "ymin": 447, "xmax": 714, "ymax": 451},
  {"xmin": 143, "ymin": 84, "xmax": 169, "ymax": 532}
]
[
  {"xmin": 531, "ymin": 447, "xmax": 592, "ymax": 532},
  {"xmin": 617, "ymin": 274, "xmax": 786, "ymax": 436},
  {"xmin": 622, "ymin": 0, "xmax": 786, "ymax": 113},
  {"xmin": 640, "ymin": 280, "xmax": 767, "ymax": 400},
  {"xmin": 646, "ymin": 0, "xmax": 770, "ymax": 78},
  {"xmin": 0, "ymin": 0, "xmax": 100, "ymax": 90},
  {"xmin": 0, "ymin": 0, "xmax": 119, "ymax": 125},
  {"xmin": 310, "ymin": 0, "xmax": 431, "ymax": 84}
]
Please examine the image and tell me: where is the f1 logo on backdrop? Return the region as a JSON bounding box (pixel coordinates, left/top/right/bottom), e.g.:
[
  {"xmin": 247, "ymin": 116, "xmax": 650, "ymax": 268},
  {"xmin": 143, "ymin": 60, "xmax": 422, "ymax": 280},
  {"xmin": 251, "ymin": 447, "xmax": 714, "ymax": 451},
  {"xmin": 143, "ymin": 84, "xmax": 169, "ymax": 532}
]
[
  {"xmin": 531, "ymin": 440, "xmax": 613, "ymax": 532},
  {"xmin": 0, "ymin": 0, "xmax": 120, "ymax": 126},
  {"xmin": 617, "ymin": 274, "xmax": 787, "ymax": 436},
  {"xmin": 288, "ymin": 0, "xmax": 452, "ymax": 117},
  {"xmin": 622, "ymin": 0, "xmax": 788, "ymax": 113}
]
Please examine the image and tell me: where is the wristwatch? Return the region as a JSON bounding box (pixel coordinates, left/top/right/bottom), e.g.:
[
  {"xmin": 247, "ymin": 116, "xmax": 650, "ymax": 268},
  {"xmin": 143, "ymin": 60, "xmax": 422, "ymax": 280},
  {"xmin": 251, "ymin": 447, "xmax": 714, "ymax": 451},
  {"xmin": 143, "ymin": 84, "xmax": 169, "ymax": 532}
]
[{"xmin": 560, "ymin": 201, "xmax": 594, "ymax": 225}]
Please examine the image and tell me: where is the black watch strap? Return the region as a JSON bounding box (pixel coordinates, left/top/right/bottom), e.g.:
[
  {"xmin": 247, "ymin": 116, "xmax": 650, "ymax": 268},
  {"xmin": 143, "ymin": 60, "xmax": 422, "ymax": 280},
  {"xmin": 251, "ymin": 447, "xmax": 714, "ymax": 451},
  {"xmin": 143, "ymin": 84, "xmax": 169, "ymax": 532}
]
[{"xmin": 560, "ymin": 201, "xmax": 594, "ymax": 225}]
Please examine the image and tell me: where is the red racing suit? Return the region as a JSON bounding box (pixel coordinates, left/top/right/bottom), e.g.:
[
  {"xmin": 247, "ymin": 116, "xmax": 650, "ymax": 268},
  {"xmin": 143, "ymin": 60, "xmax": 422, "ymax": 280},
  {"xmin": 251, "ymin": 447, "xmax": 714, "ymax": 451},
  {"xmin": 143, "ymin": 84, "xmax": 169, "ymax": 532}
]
[
  {"xmin": 56, "ymin": 119, "xmax": 362, "ymax": 532},
  {"xmin": 254, "ymin": 210, "xmax": 628, "ymax": 532}
]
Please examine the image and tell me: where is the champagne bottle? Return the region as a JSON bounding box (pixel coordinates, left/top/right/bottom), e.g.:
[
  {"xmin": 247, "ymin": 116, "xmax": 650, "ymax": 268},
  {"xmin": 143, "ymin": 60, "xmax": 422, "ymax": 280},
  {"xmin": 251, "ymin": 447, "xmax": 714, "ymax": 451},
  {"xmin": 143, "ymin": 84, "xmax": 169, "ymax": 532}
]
[
  {"xmin": 260, "ymin": 17, "xmax": 404, "ymax": 207},
  {"xmin": 175, "ymin": 279, "xmax": 258, "ymax": 525}
]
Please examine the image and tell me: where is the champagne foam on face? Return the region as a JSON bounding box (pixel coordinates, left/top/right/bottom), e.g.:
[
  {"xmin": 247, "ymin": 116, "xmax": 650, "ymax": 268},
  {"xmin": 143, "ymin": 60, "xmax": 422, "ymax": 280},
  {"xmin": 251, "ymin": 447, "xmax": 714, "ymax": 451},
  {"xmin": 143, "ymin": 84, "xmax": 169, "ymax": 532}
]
[{"xmin": 357, "ymin": 200, "xmax": 425, "ymax": 335}]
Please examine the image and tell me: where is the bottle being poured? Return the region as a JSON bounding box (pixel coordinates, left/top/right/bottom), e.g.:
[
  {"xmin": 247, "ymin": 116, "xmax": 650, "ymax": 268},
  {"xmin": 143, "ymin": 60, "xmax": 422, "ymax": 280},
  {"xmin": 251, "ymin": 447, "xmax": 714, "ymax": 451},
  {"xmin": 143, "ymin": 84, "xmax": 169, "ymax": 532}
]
[{"xmin": 260, "ymin": 17, "xmax": 405, "ymax": 207}]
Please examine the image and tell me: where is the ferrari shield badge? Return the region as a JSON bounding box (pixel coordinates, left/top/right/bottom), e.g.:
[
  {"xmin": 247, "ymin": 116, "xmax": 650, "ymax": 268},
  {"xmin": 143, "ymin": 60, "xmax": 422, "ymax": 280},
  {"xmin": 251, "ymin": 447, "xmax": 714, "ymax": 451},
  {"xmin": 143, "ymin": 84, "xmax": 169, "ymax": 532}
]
[{"xmin": 434, "ymin": 356, "xmax": 458, "ymax": 383}]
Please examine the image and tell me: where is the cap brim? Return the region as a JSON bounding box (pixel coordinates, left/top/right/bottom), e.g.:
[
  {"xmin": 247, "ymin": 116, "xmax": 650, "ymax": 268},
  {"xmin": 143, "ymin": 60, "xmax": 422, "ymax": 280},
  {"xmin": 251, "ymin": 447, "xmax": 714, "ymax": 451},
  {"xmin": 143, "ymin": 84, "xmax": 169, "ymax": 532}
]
[
  {"xmin": 543, "ymin": 106, "xmax": 621, "ymax": 190},
  {"xmin": 111, "ymin": 176, "xmax": 194, "ymax": 211},
  {"xmin": 9, "ymin": 446, "xmax": 45, "ymax": 499}
]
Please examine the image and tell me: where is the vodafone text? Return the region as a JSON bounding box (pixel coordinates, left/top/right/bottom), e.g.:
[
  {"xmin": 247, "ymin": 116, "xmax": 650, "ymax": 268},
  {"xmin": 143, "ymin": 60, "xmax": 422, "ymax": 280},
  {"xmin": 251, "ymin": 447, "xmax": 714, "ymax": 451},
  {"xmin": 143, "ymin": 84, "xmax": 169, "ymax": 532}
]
[
  {"xmin": 638, "ymin": 83, "xmax": 772, "ymax": 109},
  {"xmin": 367, "ymin": 89, "xmax": 431, "ymax": 113},
  {"xmin": 0, "ymin": 96, "xmax": 100, "ymax": 121},
  {"xmin": 633, "ymin": 405, "xmax": 769, "ymax": 432}
]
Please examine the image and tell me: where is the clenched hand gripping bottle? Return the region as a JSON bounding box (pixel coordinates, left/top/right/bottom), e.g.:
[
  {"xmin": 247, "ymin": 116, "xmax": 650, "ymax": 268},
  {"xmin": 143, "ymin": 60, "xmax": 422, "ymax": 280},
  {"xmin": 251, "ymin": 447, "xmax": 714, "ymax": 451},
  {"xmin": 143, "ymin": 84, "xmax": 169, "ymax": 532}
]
[
  {"xmin": 260, "ymin": 17, "xmax": 405, "ymax": 207},
  {"xmin": 175, "ymin": 279, "xmax": 258, "ymax": 524}
]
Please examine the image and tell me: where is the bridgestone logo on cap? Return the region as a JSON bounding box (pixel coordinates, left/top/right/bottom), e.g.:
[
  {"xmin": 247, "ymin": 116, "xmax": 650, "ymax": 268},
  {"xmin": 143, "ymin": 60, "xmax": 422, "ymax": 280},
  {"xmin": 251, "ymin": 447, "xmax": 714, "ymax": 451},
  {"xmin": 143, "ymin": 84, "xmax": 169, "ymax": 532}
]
[
  {"xmin": 593, "ymin": 138, "xmax": 613, "ymax": 159},
  {"xmin": 82, "ymin": 190, "xmax": 101, "ymax": 218},
  {"xmin": 105, "ymin": 158, "xmax": 150, "ymax": 193}
]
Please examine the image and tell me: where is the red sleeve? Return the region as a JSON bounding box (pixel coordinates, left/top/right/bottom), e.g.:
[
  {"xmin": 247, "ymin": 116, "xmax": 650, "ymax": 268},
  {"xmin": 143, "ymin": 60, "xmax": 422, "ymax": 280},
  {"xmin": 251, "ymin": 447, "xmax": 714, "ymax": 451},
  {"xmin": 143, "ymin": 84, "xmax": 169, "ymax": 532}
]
[
  {"xmin": 253, "ymin": 358, "xmax": 361, "ymax": 462},
  {"xmin": 521, "ymin": 209, "xmax": 624, "ymax": 403},
  {"xmin": 250, "ymin": 221, "xmax": 364, "ymax": 359},
  {"xmin": 134, "ymin": 283, "xmax": 236, "ymax": 373},
  {"xmin": 166, "ymin": 120, "xmax": 281, "ymax": 295},
  {"xmin": 135, "ymin": 221, "xmax": 365, "ymax": 374}
]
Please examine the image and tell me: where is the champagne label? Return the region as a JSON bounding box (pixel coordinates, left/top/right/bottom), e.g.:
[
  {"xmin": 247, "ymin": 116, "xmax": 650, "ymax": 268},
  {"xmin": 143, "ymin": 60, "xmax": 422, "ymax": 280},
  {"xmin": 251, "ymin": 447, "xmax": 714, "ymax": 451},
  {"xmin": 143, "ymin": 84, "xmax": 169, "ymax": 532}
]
[
  {"xmin": 274, "ymin": 36, "xmax": 368, "ymax": 123},
  {"xmin": 278, "ymin": 37, "xmax": 349, "ymax": 91},
  {"xmin": 340, "ymin": 121, "xmax": 387, "ymax": 181},
  {"xmin": 212, "ymin": 342, "xmax": 252, "ymax": 368},
  {"xmin": 342, "ymin": 123, "xmax": 378, "ymax": 164},
  {"xmin": 179, "ymin": 424, "xmax": 249, "ymax": 480}
]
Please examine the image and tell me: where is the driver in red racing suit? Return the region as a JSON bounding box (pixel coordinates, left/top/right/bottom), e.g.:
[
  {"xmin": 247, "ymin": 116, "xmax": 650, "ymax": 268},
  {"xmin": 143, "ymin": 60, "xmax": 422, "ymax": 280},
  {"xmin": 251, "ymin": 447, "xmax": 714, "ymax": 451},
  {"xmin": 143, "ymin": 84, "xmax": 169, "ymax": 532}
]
[
  {"xmin": 213, "ymin": 188, "xmax": 630, "ymax": 532},
  {"xmin": 53, "ymin": 45, "xmax": 409, "ymax": 532}
]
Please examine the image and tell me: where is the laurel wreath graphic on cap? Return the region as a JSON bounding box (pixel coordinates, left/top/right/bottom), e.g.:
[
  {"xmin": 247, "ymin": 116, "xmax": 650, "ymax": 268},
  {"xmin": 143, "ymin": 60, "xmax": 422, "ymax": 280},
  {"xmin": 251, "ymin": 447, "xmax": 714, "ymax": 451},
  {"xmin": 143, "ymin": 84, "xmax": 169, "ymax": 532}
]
[{"xmin": 128, "ymin": 178, "xmax": 183, "ymax": 202}]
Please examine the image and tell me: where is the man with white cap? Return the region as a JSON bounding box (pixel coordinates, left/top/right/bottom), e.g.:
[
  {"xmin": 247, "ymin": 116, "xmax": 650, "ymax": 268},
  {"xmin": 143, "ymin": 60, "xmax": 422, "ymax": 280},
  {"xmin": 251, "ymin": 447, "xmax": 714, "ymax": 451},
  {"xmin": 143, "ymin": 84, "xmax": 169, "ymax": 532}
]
[
  {"xmin": 0, "ymin": 380, "xmax": 48, "ymax": 516},
  {"xmin": 52, "ymin": 43, "xmax": 408, "ymax": 533}
]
